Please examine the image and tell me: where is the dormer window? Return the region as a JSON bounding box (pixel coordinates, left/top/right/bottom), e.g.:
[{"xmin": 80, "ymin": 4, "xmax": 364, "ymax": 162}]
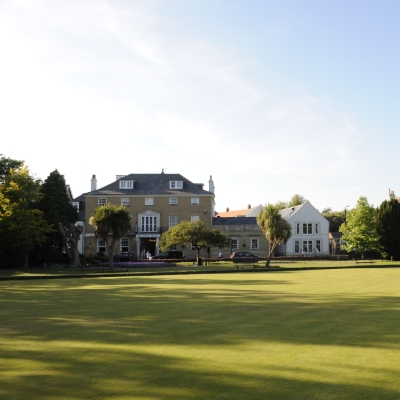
[
  {"xmin": 119, "ymin": 180, "xmax": 134, "ymax": 189},
  {"xmin": 169, "ymin": 180, "xmax": 183, "ymax": 189}
]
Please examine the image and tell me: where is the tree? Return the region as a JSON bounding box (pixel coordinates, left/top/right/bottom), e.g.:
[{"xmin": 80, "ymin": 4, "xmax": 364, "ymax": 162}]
[
  {"xmin": 37, "ymin": 170, "xmax": 80, "ymax": 266},
  {"xmin": 89, "ymin": 204, "xmax": 132, "ymax": 269},
  {"xmin": 159, "ymin": 220, "xmax": 228, "ymax": 263},
  {"xmin": 274, "ymin": 194, "xmax": 306, "ymax": 210},
  {"xmin": 0, "ymin": 154, "xmax": 23, "ymax": 183},
  {"xmin": 376, "ymin": 199, "xmax": 400, "ymax": 260},
  {"xmin": 288, "ymin": 194, "xmax": 306, "ymax": 208},
  {"xmin": 274, "ymin": 200, "xmax": 288, "ymax": 210},
  {"xmin": 257, "ymin": 204, "xmax": 292, "ymax": 267},
  {"xmin": 339, "ymin": 197, "xmax": 378, "ymax": 258},
  {"xmin": 0, "ymin": 166, "xmax": 52, "ymax": 268},
  {"xmin": 322, "ymin": 211, "xmax": 346, "ymax": 232}
]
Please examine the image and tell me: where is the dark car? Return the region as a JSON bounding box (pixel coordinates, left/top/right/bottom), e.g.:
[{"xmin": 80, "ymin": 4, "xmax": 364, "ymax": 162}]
[
  {"xmin": 150, "ymin": 251, "xmax": 185, "ymax": 260},
  {"xmin": 230, "ymin": 251, "xmax": 260, "ymax": 262}
]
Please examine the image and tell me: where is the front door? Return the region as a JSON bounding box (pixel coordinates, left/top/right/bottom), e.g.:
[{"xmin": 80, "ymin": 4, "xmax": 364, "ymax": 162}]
[{"xmin": 140, "ymin": 238, "xmax": 157, "ymax": 259}]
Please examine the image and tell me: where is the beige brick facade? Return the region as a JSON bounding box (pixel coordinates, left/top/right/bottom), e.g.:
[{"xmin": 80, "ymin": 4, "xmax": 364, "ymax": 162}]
[
  {"xmin": 211, "ymin": 218, "xmax": 269, "ymax": 258},
  {"xmin": 77, "ymin": 174, "xmax": 215, "ymax": 259}
]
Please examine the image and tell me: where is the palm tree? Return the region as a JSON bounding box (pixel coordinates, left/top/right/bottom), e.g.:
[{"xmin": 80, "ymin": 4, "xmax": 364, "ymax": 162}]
[{"xmin": 257, "ymin": 204, "xmax": 292, "ymax": 267}]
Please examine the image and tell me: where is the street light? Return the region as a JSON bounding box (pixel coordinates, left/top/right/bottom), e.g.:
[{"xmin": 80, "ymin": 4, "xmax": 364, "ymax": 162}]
[{"xmin": 344, "ymin": 205, "xmax": 349, "ymax": 225}]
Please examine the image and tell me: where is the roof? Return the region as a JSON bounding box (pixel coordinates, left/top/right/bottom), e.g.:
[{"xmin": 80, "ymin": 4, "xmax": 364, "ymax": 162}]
[
  {"xmin": 212, "ymin": 217, "xmax": 258, "ymax": 226},
  {"xmin": 215, "ymin": 204, "xmax": 263, "ymax": 218},
  {"xmin": 279, "ymin": 203, "xmax": 304, "ymax": 220},
  {"xmin": 215, "ymin": 209, "xmax": 249, "ymax": 217},
  {"xmin": 244, "ymin": 204, "xmax": 263, "ymax": 217},
  {"xmin": 76, "ymin": 174, "xmax": 212, "ymax": 198},
  {"xmin": 329, "ymin": 232, "xmax": 343, "ymax": 239}
]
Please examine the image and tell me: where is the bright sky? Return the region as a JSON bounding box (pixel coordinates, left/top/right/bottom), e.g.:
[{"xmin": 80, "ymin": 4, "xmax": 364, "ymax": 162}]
[{"xmin": 1, "ymin": 0, "xmax": 399, "ymax": 212}]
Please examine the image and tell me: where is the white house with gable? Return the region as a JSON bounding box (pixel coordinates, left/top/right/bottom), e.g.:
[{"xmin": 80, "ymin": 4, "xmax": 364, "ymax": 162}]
[{"xmin": 275, "ymin": 201, "xmax": 329, "ymax": 256}]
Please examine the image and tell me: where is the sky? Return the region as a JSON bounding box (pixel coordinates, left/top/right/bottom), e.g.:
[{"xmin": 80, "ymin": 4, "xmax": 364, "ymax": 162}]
[{"xmin": 1, "ymin": 0, "xmax": 400, "ymax": 212}]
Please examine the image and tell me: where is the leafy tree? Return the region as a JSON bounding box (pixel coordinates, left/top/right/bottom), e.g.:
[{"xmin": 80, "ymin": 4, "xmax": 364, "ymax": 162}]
[
  {"xmin": 37, "ymin": 170, "xmax": 80, "ymax": 266},
  {"xmin": 89, "ymin": 204, "xmax": 132, "ymax": 269},
  {"xmin": 339, "ymin": 197, "xmax": 378, "ymax": 258},
  {"xmin": 322, "ymin": 211, "xmax": 346, "ymax": 232},
  {"xmin": 274, "ymin": 194, "xmax": 306, "ymax": 210},
  {"xmin": 159, "ymin": 220, "xmax": 228, "ymax": 263},
  {"xmin": 274, "ymin": 200, "xmax": 288, "ymax": 210},
  {"xmin": 376, "ymin": 199, "xmax": 400, "ymax": 260},
  {"xmin": 257, "ymin": 204, "xmax": 292, "ymax": 267},
  {"xmin": 0, "ymin": 166, "xmax": 52, "ymax": 268},
  {"xmin": 288, "ymin": 194, "xmax": 306, "ymax": 208},
  {"xmin": 0, "ymin": 154, "xmax": 23, "ymax": 182}
]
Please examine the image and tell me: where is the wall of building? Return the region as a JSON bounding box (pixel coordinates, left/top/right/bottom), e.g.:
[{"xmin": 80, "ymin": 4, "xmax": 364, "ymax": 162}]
[{"xmin": 83, "ymin": 193, "xmax": 213, "ymax": 258}]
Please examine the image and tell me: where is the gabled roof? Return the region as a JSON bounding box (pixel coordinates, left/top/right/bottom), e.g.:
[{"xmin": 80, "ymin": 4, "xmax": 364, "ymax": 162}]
[
  {"xmin": 78, "ymin": 174, "xmax": 212, "ymax": 198},
  {"xmin": 244, "ymin": 204, "xmax": 263, "ymax": 217},
  {"xmin": 215, "ymin": 204, "xmax": 263, "ymax": 218},
  {"xmin": 215, "ymin": 209, "xmax": 249, "ymax": 217},
  {"xmin": 279, "ymin": 203, "xmax": 304, "ymax": 220}
]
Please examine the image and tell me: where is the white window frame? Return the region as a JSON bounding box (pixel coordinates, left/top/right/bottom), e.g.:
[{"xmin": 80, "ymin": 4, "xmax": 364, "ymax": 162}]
[
  {"xmin": 302, "ymin": 223, "xmax": 312, "ymax": 235},
  {"xmin": 315, "ymin": 223, "xmax": 319, "ymax": 234},
  {"xmin": 294, "ymin": 240, "xmax": 300, "ymax": 254},
  {"xmin": 98, "ymin": 198, "xmax": 107, "ymax": 206},
  {"xmin": 141, "ymin": 215, "xmax": 158, "ymax": 232},
  {"xmin": 71, "ymin": 202, "xmax": 79, "ymax": 210},
  {"xmin": 169, "ymin": 216, "xmax": 178, "ymax": 228},
  {"xmin": 191, "ymin": 197, "xmax": 200, "ymax": 206},
  {"xmin": 120, "ymin": 238, "xmax": 129, "ymax": 252},
  {"xmin": 119, "ymin": 180, "xmax": 133, "ymax": 189},
  {"xmin": 191, "ymin": 215, "xmax": 200, "ymax": 222},
  {"xmin": 97, "ymin": 239, "xmax": 106, "ymax": 253},
  {"xmin": 121, "ymin": 198, "xmax": 130, "ymax": 206},
  {"xmin": 169, "ymin": 198, "xmax": 178, "ymax": 205},
  {"xmin": 316, "ymin": 240, "xmax": 321, "ymax": 253},
  {"xmin": 169, "ymin": 180, "xmax": 183, "ymax": 189},
  {"xmin": 230, "ymin": 238, "xmax": 238, "ymax": 250},
  {"xmin": 145, "ymin": 197, "xmax": 154, "ymax": 206},
  {"xmin": 302, "ymin": 240, "xmax": 313, "ymax": 253},
  {"xmin": 296, "ymin": 223, "xmax": 300, "ymax": 235},
  {"xmin": 251, "ymin": 238, "xmax": 259, "ymax": 250}
]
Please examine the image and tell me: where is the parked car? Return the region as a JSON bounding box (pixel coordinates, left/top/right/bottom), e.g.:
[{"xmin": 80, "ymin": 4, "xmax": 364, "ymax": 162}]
[
  {"xmin": 150, "ymin": 251, "xmax": 185, "ymax": 260},
  {"xmin": 230, "ymin": 252, "xmax": 260, "ymax": 262}
]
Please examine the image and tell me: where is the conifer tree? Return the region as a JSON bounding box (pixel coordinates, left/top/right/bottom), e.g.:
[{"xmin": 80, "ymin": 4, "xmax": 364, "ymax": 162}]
[
  {"xmin": 376, "ymin": 199, "xmax": 400, "ymax": 260},
  {"xmin": 37, "ymin": 170, "xmax": 80, "ymax": 266}
]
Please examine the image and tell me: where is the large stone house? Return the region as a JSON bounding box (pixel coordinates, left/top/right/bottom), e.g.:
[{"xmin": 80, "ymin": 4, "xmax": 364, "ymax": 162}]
[{"xmin": 73, "ymin": 173, "xmax": 216, "ymax": 258}]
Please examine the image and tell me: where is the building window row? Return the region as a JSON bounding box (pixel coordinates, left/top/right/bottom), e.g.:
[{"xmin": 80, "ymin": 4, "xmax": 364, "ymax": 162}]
[
  {"xmin": 98, "ymin": 197, "xmax": 200, "ymax": 206},
  {"xmin": 295, "ymin": 223, "xmax": 320, "ymax": 235},
  {"xmin": 294, "ymin": 239, "xmax": 321, "ymax": 253}
]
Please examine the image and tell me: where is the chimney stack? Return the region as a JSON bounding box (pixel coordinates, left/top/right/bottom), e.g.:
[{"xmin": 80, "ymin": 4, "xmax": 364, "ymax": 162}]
[
  {"xmin": 91, "ymin": 174, "xmax": 97, "ymax": 191},
  {"xmin": 208, "ymin": 175, "xmax": 215, "ymax": 194}
]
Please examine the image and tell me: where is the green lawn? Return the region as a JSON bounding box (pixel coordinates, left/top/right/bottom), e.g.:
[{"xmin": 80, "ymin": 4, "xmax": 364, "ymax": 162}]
[
  {"xmin": 1, "ymin": 269, "xmax": 400, "ymax": 399},
  {"xmin": 0, "ymin": 258, "xmax": 399, "ymax": 278}
]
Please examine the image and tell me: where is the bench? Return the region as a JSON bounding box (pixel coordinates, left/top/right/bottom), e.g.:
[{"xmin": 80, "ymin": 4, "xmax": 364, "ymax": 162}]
[{"xmin": 355, "ymin": 259, "xmax": 375, "ymax": 264}]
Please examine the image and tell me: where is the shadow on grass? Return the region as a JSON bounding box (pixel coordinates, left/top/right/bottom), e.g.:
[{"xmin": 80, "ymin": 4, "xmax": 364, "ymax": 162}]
[{"xmin": 1, "ymin": 273, "xmax": 400, "ymax": 399}]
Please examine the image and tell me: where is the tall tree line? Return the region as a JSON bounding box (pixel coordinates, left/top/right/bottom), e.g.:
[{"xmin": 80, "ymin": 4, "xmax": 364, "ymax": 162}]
[{"xmin": 0, "ymin": 155, "xmax": 81, "ymax": 268}]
